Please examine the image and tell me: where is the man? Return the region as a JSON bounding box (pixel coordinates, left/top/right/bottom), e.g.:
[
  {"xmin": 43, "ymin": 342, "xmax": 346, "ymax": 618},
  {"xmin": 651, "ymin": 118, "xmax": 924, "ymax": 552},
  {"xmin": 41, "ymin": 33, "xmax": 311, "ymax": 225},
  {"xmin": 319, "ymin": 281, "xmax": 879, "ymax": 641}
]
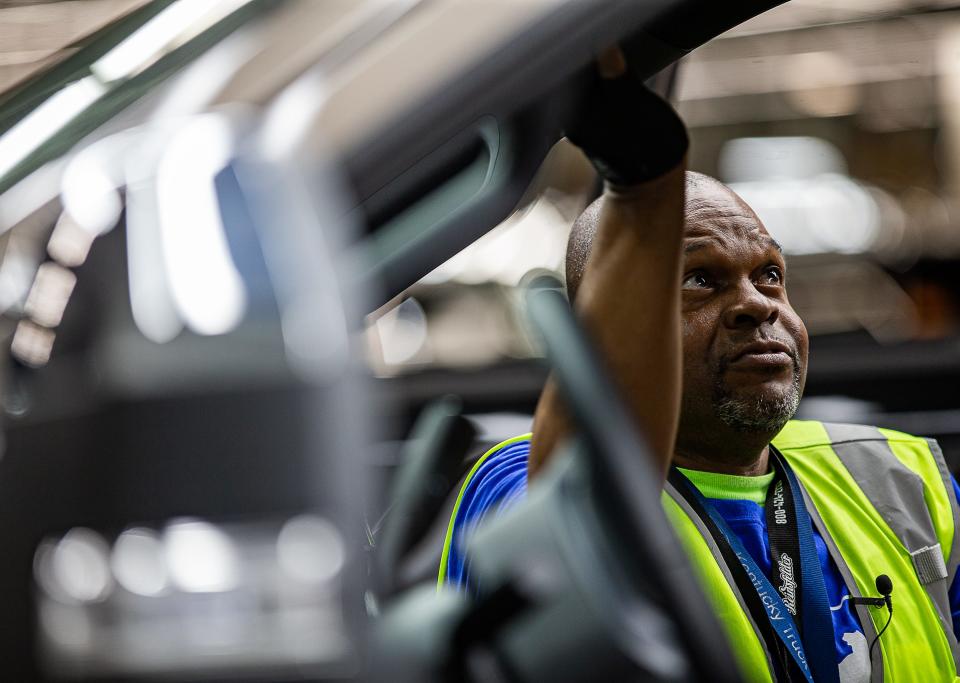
[{"xmin": 438, "ymin": 49, "xmax": 960, "ymax": 682}]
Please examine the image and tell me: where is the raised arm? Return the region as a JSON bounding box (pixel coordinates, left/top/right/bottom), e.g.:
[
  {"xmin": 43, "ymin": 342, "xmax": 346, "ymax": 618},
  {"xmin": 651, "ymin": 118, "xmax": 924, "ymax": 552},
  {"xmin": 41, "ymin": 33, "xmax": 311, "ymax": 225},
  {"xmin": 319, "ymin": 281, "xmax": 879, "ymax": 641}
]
[{"xmin": 529, "ymin": 50, "xmax": 687, "ymax": 482}]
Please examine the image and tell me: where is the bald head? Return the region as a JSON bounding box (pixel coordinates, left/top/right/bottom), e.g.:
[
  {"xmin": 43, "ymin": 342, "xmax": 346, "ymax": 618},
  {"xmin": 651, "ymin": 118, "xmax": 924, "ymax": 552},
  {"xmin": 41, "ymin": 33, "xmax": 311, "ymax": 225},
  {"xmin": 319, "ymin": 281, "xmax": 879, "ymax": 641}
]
[
  {"xmin": 565, "ymin": 171, "xmax": 775, "ymax": 300},
  {"xmin": 563, "ymin": 169, "xmax": 808, "ymax": 457}
]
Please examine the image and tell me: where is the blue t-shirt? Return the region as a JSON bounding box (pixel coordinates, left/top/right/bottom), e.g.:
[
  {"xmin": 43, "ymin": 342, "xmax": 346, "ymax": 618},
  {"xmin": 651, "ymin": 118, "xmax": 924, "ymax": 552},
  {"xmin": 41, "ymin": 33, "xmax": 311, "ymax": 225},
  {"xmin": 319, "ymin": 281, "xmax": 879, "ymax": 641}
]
[{"xmin": 442, "ymin": 438, "xmax": 960, "ymax": 682}]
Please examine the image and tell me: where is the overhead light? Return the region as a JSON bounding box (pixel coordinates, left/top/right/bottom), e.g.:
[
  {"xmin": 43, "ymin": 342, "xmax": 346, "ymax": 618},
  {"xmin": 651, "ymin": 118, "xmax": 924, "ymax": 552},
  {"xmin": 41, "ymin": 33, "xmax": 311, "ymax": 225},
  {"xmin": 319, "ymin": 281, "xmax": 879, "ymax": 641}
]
[
  {"xmin": 111, "ymin": 528, "xmax": 169, "ymax": 597},
  {"xmin": 0, "ymin": 77, "xmax": 106, "ymax": 184},
  {"xmin": 91, "ymin": 0, "xmax": 254, "ymax": 84},
  {"xmin": 164, "ymin": 520, "xmax": 240, "ymax": 593},
  {"xmin": 125, "ymin": 158, "xmax": 184, "ymax": 344},
  {"xmin": 155, "ymin": 114, "xmax": 247, "ymax": 336},
  {"xmin": 721, "ymin": 137, "xmax": 883, "ymax": 256},
  {"xmin": 34, "ymin": 528, "xmax": 113, "ymax": 604},
  {"xmin": 719, "ymin": 136, "xmax": 847, "ymax": 183},
  {"xmin": 730, "ymin": 175, "xmax": 880, "ymax": 255}
]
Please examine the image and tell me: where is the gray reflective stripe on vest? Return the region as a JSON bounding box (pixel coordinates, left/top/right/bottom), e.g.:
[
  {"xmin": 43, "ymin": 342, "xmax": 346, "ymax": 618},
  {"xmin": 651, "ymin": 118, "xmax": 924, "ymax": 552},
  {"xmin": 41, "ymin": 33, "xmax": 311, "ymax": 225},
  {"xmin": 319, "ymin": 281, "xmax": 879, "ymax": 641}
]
[
  {"xmin": 822, "ymin": 422, "xmax": 960, "ymax": 671},
  {"xmin": 664, "ymin": 482, "xmax": 776, "ymax": 679},
  {"xmin": 925, "ymin": 437, "xmax": 960, "ymax": 587}
]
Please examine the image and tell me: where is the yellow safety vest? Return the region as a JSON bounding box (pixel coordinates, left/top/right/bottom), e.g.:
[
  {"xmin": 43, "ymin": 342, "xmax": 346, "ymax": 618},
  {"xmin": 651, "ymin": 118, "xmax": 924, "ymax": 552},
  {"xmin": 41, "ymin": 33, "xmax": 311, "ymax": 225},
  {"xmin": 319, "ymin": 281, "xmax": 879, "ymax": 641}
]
[{"xmin": 441, "ymin": 421, "xmax": 960, "ymax": 681}]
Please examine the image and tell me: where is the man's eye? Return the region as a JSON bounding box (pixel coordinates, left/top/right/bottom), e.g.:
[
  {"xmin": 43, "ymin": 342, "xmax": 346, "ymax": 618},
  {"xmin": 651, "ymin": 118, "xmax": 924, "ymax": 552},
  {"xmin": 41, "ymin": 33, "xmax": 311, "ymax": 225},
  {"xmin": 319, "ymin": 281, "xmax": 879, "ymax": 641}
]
[
  {"xmin": 759, "ymin": 267, "xmax": 783, "ymax": 285},
  {"xmin": 682, "ymin": 271, "xmax": 711, "ymax": 289}
]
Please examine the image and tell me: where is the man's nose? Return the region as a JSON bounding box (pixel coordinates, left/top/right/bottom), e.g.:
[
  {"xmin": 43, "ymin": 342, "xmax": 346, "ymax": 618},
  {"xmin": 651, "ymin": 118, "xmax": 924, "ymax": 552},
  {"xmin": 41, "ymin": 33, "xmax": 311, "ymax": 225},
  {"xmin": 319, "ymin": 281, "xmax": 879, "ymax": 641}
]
[{"xmin": 722, "ymin": 281, "xmax": 779, "ymax": 330}]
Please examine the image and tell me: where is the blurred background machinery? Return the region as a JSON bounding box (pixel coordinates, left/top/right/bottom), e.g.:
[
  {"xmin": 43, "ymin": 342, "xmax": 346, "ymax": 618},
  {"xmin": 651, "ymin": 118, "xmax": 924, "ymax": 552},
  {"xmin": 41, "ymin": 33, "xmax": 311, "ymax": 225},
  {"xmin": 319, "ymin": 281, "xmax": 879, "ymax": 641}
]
[{"xmin": 0, "ymin": 112, "xmax": 373, "ymax": 682}]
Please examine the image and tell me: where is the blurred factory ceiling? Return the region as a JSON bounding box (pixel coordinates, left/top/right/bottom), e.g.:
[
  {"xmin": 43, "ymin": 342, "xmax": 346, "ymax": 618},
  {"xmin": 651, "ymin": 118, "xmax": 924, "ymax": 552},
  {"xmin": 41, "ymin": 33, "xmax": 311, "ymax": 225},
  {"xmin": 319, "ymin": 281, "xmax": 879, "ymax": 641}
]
[
  {"xmin": 1, "ymin": 0, "xmax": 958, "ymax": 102},
  {"xmin": 676, "ymin": 0, "xmax": 960, "ymax": 262},
  {"xmin": 2, "ymin": 0, "xmax": 957, "ymax": 110},
  {"xmin": 0, "ymin": 0, "xmax": 148, "ymax": 96},
  {"xmin": 683, "ymin": 11, "xmax": 942, "ymax": 130},
  {"xmin": 727, "ymin": 0, "xmax": 960, "ymax": 35}
]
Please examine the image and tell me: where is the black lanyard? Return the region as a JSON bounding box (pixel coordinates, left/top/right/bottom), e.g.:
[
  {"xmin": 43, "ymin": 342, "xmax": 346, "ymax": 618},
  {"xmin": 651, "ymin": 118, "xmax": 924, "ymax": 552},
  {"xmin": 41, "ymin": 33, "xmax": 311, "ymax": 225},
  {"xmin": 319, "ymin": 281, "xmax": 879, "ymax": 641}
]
[
  {"xmin": 766, "ymin": 468, "xmax": 803, "ymax": 631},
  {"xmin": 669, "ymin": 448, "xmax": 839, "ymax": 683}
]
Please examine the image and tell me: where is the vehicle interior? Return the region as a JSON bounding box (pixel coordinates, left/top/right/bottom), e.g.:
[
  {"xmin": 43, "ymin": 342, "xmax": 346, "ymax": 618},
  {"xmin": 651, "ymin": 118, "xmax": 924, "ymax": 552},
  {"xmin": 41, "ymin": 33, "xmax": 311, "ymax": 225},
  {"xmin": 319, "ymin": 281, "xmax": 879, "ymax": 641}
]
[{"xmin": 0, "ymin": 0, "xmax": 958, "ymax": 680}]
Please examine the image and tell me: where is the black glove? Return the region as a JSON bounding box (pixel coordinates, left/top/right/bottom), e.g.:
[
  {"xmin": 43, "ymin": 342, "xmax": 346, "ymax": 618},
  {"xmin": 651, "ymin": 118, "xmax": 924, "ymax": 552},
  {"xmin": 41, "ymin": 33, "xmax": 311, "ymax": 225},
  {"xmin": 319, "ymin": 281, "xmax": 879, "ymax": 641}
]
[{"xmin": 566, "ymin": 70, "xmax": 688, "ymax": 188}]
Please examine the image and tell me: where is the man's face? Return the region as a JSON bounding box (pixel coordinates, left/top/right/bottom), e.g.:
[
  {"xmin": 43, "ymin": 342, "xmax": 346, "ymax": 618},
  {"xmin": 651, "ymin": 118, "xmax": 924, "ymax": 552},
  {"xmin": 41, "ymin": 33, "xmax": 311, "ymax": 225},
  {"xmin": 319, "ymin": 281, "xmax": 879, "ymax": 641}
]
[{"xmin": 678, "ymin": 186, "xmax": 808, "ymax": 441}]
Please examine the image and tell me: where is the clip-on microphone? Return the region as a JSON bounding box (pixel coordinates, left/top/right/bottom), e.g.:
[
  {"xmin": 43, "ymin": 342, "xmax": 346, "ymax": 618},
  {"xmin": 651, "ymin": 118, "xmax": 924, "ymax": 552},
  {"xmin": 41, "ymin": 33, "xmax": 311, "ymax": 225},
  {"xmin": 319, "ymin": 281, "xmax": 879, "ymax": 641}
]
[
  {"xmin": 849, "ymin": 575, "xmax": 894, "ymax": 663},
  {"xmin": 849, "ymin": 574, "xmax": 893, "ymax": 610}
]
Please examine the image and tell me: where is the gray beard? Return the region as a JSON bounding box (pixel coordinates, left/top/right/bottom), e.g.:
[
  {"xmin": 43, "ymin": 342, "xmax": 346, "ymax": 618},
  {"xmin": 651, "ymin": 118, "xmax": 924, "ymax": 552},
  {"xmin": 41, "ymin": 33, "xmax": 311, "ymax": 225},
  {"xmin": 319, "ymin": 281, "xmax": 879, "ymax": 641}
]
[{"xmin": 712, "ymin": 367, "xmax": 802, "ymax": 434}]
